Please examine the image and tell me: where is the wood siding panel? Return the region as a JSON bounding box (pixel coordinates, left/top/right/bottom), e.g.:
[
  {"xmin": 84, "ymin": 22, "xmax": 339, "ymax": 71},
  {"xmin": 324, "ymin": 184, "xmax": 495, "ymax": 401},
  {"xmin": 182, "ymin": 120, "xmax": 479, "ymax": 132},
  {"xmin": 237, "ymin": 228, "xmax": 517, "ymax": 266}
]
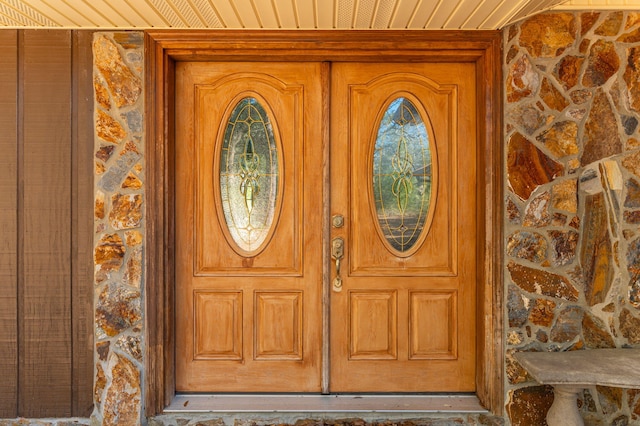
[
  {"xmin": 18, "ymin": 29, "xmax": 73, "ymax": 417},
  {"xmin": 71, "ymin": 30, "xmax": 95, "ymax": 417},
  {"xmin": 0, "ymin": 29, "xmax": 18, "ymax": 419},
  {"xmin": 0, "ymin": 28, "xmax": 94, "ymax": 418}
]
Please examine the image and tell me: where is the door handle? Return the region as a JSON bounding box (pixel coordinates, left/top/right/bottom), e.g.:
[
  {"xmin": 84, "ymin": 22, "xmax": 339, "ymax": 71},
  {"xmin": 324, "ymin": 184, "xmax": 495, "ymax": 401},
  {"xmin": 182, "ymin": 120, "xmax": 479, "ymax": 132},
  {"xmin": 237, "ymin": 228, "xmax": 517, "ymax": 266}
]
[{"xmin": 331, "ymin": 237, "xmax": 344, "ymax": 291}]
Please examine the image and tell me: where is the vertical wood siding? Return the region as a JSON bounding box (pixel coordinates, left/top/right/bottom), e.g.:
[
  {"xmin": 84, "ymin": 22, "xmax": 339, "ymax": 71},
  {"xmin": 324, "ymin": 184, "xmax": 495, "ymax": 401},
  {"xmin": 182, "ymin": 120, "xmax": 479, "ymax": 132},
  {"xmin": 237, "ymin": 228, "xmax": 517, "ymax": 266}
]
[
  {"xmin": 0, "ymin": 29, "xmax": 18, "ymax": 418},
  {"xmin": 0, "ymin": 29, "xmax": 94, "ymax": 418},
  {"xmin": 19, "ymin": 28, "xmax": 73, "ymax": 417},
  {"xmin": 71, "ymin": 30, "xmax": 95, "ymax": 417}
]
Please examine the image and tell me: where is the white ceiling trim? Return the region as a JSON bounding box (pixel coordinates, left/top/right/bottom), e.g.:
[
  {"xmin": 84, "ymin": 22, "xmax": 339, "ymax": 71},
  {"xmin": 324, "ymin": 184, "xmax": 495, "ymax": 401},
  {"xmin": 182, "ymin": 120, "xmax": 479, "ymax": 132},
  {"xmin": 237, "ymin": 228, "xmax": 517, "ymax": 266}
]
[
  {"xmin": 0, "ymin": 0, "xmax": 570, "ymax": 29},
  {"xmin": 1, "ymin": 0, "xmax": 636, "ymax": 30}
]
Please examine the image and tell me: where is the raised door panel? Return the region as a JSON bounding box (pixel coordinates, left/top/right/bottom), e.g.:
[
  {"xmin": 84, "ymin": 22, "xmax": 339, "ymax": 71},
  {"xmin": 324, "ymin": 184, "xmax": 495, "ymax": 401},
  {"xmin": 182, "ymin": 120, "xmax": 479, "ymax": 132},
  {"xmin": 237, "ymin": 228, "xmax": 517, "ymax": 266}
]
[
  {"xmin": 409, "ymin": 291, "xmax": 457, "ymax": 359},
  {"xmin": 330, "ymin": 62, "xmax": 477, "ymax": 392},
  {"xmin": 348, "ymin": 73, "xmax": 458, "ymax": 276},
  {"xmin": 195, "ymin": 74, "xmax": 303, "ymax": 275},
  {"xmin": 254, "ymin": 291, "xmax": 302, "ymax": 360},
  {"xmin": 176, "ymin": 62, "xmax": 324, "ymax": 392},
  {"xmin": 349, "ymin": 291, "xmax": 397, "ymax": 360},
  {"xmin": 193, "ymin": 291, "xmax": 242, "ymax": 360}
]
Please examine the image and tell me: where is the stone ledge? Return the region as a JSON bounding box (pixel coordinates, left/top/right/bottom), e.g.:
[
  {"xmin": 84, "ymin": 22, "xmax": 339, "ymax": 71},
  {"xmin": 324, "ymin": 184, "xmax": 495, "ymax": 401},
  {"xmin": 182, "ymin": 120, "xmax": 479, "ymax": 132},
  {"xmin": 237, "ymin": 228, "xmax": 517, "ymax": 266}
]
[
  {"xmin": 514, "ymin": 348, "xmax": 640, "ymax": 388},
  {"xmin": 514, "ymin": 349, "xmax": 640, "ymax": 426}
]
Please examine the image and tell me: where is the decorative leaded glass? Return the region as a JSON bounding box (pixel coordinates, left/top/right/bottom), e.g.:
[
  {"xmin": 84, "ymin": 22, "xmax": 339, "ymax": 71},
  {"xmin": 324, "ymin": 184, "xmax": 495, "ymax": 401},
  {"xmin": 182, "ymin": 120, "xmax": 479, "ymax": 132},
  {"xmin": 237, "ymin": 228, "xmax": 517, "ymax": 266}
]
[
  {"xmin": 372, "ymin": 97, "xmax": 434, "ymax": 255},
  {"xmin": 219, "ymin": 97, "xmax": 279, "ymax": 254}
]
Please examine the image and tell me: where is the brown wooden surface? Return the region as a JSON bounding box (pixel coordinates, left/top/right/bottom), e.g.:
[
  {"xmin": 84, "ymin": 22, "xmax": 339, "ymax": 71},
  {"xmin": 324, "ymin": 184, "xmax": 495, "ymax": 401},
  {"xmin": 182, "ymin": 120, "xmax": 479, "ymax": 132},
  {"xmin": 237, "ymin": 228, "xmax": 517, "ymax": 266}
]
[
  {"xmin": 19, "ymin": 29, "xmax": 73, "ymax": 417},
  {"xmin": 146, "ymin": 30, "xmax": 499, "ymax": 63},
  {"xmin": 0, "ymin": 29, "xmax": 94, "ymax": 418},
  {"xmin": 320, "ymin": 62, "xmax": 331, "ymax": 394},
  {"xmin": 475, "ymin": 36, "xmax": 504, "ymax": 415},
  {"xmin": 0, "ymin": 29, "xmax": 18, "ymax": 418},
  {"xmin": 330, "ymin": 62, "xmax": 477, "ymax": 392},
  {"xmin": 71, "ymin": 30, "xmax": 96, "ymax": 417},
  {"xmin": 145, "ymin": 30, "xmax": 503, "ymax": 415},
  {"xmin": 176, "ymin": 56, "xmax": 477, "ymax": 395},
  {"xmin": 175, "ymin": 62, "xmax": 324, "ymax": 392},
  {"xmin": 144, "ymin": 31, "xmax": 174, "ymax": 413}
]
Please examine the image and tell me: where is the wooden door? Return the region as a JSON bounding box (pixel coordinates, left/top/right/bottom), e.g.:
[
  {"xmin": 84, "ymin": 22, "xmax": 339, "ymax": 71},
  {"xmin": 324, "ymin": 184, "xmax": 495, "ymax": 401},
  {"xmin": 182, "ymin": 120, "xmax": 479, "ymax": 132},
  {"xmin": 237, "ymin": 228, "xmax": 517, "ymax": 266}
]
[
  {"xmin": 176, "ymin": 60, "xmax": 478, "ymax": 393},
  {"xmin": 329, "ymin": 62, "xmax": 477, "ymax": 392},
  {"xmin": 175, "ymin": 62, "xmax": 325, "ymax": 392}
]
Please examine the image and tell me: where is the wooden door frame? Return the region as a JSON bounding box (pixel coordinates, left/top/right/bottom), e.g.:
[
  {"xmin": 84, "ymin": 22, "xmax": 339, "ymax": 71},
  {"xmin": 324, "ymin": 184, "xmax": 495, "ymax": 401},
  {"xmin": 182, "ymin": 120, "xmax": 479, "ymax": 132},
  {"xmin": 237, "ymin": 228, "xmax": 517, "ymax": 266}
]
[{"xmin": 144, "ymin": 30, "xmax": 504, "ymax": 416}]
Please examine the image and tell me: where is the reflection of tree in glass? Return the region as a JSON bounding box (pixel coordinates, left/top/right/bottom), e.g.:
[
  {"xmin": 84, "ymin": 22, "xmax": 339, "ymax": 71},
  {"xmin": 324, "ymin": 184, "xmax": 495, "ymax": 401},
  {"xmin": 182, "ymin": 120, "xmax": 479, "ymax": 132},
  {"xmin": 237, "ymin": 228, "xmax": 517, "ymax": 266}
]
[{"xmin": 373, "ymin": 97, "xmax": 432, "ymax": 252}]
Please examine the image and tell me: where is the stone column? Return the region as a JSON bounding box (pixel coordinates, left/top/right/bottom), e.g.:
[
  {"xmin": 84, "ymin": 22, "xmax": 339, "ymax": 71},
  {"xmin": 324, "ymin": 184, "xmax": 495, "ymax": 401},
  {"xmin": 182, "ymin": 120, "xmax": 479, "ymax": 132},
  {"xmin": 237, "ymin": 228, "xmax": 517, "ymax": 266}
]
[{"xmin": 92, "ymin": 32, "xmax": 145, "ymax": 426}]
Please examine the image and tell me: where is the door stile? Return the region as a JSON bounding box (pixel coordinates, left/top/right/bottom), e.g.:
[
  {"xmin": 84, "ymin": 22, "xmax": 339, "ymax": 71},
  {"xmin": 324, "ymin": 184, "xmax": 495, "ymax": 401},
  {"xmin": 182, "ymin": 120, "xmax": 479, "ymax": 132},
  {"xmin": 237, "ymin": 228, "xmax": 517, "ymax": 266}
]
[{"xmin": 321, "ymin": 61, "xmax": 331, "ymax": 395}]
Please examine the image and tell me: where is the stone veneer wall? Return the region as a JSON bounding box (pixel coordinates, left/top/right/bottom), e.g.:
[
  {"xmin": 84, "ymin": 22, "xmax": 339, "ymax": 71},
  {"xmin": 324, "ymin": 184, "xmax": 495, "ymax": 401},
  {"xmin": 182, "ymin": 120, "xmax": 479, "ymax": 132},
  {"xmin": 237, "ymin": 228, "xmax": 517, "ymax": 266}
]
[
  {"xmin": 92, "ymin": 32, "xmax": 145, "ymax": 425},
  {"xmin": 504, "ymin": 11, "xmax": 640, "ymax": 426}
]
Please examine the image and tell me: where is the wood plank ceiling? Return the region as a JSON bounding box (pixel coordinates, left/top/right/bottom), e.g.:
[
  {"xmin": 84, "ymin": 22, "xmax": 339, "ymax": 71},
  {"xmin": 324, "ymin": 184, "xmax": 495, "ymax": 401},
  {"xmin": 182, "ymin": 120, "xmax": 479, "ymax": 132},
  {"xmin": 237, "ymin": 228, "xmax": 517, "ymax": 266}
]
[{"xmin": 0, "ymin": 0, "xmax": 607, "ymax": 30}]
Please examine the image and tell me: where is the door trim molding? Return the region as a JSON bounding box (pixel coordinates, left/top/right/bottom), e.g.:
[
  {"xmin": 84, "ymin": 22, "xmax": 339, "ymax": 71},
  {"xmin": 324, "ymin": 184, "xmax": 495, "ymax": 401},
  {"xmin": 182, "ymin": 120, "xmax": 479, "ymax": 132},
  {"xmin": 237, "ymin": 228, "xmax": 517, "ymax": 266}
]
[{"xmin": 144, "ymin": 29, "xmax": 504, "ymax": 416}]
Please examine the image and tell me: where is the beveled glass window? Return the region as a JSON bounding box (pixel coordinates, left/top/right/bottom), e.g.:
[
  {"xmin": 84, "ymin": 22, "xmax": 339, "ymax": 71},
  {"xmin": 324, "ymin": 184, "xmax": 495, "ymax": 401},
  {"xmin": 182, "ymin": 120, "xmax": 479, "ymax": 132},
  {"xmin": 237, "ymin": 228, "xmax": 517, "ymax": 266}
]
[
  {"xmin": 372, "ymin": 96, "xmax": 435, "ymax": 255},
  {"xmin": 219, "ymin": 97, "xmax": 280, "ymax": 255}
]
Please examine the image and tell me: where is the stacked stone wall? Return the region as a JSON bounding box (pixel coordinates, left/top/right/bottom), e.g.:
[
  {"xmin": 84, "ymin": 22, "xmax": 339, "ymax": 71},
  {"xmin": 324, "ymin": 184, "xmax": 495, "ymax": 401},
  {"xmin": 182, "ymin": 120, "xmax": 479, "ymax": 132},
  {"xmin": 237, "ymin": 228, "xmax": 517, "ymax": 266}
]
[
  {"xmin": 92, "ymin": 32, "xmax": 145, "ymax": 426},
  {"xmin": 505, "ymin": 11, "xmax": 640, "ymax": 426}
]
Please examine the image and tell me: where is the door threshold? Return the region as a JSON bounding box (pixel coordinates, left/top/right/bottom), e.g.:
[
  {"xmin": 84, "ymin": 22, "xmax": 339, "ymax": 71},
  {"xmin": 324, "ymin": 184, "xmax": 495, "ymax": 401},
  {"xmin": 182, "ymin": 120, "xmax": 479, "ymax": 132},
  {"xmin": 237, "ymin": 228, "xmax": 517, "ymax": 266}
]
[{"xmin": 166, "ymin": 394, "xmax": 487, "ymax": 414}]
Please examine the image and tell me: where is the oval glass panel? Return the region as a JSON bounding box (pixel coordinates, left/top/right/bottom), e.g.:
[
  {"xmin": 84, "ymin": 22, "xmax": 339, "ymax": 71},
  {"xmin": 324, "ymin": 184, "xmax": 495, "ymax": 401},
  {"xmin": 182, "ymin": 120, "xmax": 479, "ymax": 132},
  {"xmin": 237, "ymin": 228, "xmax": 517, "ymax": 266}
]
[
  {"xmin": 372, "ymin": 97, "xmax": 434, "ymax": 255},
  {"xmin": 219, "ymin": 97, "xmax": 279, "ymax": 254}
]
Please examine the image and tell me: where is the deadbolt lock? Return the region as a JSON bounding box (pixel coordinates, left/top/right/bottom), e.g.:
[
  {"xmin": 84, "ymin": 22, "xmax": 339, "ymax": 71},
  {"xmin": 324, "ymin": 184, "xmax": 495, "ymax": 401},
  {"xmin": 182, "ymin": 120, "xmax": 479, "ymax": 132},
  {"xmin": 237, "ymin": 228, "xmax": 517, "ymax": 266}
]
[{"xmin": 332, "ymin": 214, "xmax": 344, "ymax": 228}]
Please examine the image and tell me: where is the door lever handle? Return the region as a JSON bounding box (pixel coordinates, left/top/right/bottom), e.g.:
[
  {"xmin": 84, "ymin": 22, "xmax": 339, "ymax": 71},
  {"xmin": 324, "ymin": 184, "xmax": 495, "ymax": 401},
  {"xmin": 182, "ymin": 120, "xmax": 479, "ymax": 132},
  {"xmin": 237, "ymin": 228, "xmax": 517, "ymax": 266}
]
[{"xmin": 331, "ymin": 237, "xmax": 344, "ymax": 291}]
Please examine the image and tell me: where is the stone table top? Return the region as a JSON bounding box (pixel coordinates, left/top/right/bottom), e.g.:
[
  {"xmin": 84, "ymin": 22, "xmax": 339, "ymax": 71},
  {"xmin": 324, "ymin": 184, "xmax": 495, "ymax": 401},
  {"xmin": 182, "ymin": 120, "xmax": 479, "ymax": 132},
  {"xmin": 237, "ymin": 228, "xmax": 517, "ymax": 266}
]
[{"xmin": 514, "ymin": 349, "xmax": 640, "ymax": 389}]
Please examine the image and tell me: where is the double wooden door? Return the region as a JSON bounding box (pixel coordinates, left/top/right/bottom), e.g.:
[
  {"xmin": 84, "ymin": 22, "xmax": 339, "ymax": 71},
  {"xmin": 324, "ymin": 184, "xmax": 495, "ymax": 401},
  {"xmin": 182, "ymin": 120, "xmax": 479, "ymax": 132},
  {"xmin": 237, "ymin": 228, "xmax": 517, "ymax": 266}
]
[{"xmin": 175, "ymin": 60, "xmax": 477, "ymax": 393}]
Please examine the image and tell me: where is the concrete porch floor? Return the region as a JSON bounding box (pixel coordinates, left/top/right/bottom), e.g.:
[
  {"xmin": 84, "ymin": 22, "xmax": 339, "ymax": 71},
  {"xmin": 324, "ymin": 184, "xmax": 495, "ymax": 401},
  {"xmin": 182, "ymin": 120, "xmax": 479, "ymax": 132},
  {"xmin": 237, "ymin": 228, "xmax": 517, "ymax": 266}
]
[{"xmin": 151, "ymin": 395, "xmax": 500, "ymax": 426}]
